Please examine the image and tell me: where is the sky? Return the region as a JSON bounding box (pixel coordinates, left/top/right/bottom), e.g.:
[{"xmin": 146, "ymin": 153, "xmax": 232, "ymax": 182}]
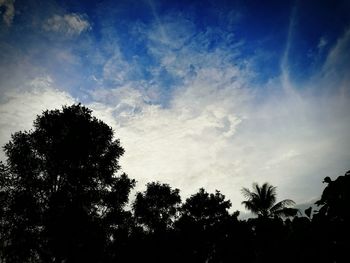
[{"xmin": 0, "ymin": 0, "xmax": 350, "ymax": 213}]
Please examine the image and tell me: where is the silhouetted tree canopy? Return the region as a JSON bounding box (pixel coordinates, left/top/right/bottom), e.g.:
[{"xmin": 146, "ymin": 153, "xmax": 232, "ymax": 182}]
[
  {"xmin": 133, "ymin": 182, "xmax": 181, "ymax": 233},
  {"xmin": 174, "ymin": 188, "xmax": 236, "ymax": 262},
  {"xmin": 0, "ymin": 104, "xmax": 135, "ymax": 262},
  {"xmin": 0, "ymin": 104, "xmax": 349, "ymax": 263},
  {"xmin": 181, "ymin": 188, "xmax": 231, "ymax": 227}
]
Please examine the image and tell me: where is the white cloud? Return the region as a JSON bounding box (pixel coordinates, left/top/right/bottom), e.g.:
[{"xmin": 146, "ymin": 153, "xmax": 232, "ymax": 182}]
[
  {"xmin": 0, "ymin": 0, "xmax": 15, "ymax": 26},
  {"xmin": 0, "ymin": 76, "xmax": 75, "ymax": 160},
  {"xmin": 43, "ymin": 13, "xmax": 90, "ymax": 36},
  {"xmin": 1, "ymin": 11, "xmax": 349, "ymax": 214},
  {"xmin": 87, "ymin": 73, "xmax": 350, "ymax": 211},
  {"xmin": 2, "ymin": 71, "xmax": 348, "ymax": 211},
  {"xmin": 81, "ymin": 18, "xmax": 350, "ymax": 211},
  {"xmin": 1, "ymin": 67, "xmax": 349, "ymax": 212},
  {"xmin": 88, "ymin": 86, "xmax": 245, "ymax": 197}
]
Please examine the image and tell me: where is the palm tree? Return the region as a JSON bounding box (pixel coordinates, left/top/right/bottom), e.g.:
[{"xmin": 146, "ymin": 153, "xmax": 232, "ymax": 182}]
[{"xmin": 241, "ymin": 183, "xmax": 299, "ymax": 218}]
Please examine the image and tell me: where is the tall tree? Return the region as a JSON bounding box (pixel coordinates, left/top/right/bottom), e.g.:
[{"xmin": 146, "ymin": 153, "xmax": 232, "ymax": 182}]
[
  {"xmin": 0, "ymin": 104, "xmax": 135, "ymax": 263},
  {"xmin": 241, "ymin": 183, "xmax": 298, "ymax": 218}
]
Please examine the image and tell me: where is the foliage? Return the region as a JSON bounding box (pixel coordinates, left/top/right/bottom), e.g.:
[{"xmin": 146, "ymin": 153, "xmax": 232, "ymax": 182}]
[
  {"xmin": 181, "ymin": 188, "xmax": 231, "ymax": 227},
  {"xmin": 242, "ymin": 182, "xmax": 299, "ymax": 218},
  {"xmin": 133, "ymin": 182, "xmax": 181, "ymax": 232},
  {"xmin": 315, "ymin": 171, "xmax": 350, "ymax": 221},
  {"xmin": 0, "ymin": 104, "xmax": 135, "ymax": 262}
]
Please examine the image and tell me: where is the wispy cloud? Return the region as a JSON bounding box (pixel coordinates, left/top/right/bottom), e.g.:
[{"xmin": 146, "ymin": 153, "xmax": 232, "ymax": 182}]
[
  {"xmin": 0, "ymin": 2, "xmax": 349, "ymax": 211},
  {"xmin": 102, "ymin": 47, "xmax": 132, "ymax": 85},
  {"xmin": 322, "ymin": 28, "xmax": 350, "ymax": 90},
  {"xmin": 317, "ymin": 37, "xmax": 328, "ymax": 51},
  {"xmin": 146, "ymin": 0, "xmax": 168, "ymax": 46},
  {"xmin": 43, "ymin": 13, "xmax": 91, "ymax": 36},
  {"xmin": 280, "ymin": 4, "xmax": 297, "ymax": 93}
]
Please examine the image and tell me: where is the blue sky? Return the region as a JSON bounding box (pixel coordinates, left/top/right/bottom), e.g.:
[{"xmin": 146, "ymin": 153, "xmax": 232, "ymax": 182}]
[{"xmin": 1, "ymin": 0, "xmax": 350, "ymax": 212}]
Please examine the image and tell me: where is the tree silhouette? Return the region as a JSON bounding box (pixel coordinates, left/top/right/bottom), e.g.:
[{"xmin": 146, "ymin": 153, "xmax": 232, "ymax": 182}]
[
  {"xmin": 313, "ymin": 171, "xmax": 350, "ymax": 263},
  {"xmin": 180, "ymin": 188, "xmax": 232, "ymax": 227},
  {"xmin": 0, "ymin": 104, "xmax": 135, "ymax": 262},
  {"xmin": 133, "ymin": 182, "xmax": 181, "ymax": 233},
  {"xmin": 130, "ymin": 182, "xmax": 181, "ymax": 262},
  {"xmin": 176, "ymin": 188, "xmax": 234, "ymax": 262},
  {"xmin": 315, "ymin": 171, "xmax": 350, "ymax": 221},
  {"xmin": 242, "ymin": 183, "xmax": 298, "ymax": 218},
  {"xmin": 0, "ymin": 104, "xmax": 348, "ymax": 263}
]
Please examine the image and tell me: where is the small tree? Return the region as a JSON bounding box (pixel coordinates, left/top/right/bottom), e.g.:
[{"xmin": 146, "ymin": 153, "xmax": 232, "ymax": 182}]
[
  {"xmin": 133, "ymin": 182, "xmax": 181, "ymax": 233},
  {"xmin": 181, "ymin": 188, "xmax": 232, "ymax": 227},
  {"xmin": 176, "ymin": 188, "xmax": 233, "ymax": 262},
  {"xmin": 242, "ymin": 183, "xmax": 298, "ymax": 218},
  {"xmin": 0, "ymin": 104, "xmax": 135, "ymax": 262}
]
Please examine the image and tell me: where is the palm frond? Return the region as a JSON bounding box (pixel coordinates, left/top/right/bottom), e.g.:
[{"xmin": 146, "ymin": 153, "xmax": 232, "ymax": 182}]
[
  {"xmin": 270, "ymin": 199, "xmax": 295, "ymax": 213},
  {"xmin": 273, "ymin": 207, "xmax": 300, "ymax": 218},
  {"xmin": 241, "ymin": 187, "xmax": 253, "ymax": 199},
  {"xmin": 255, "ymin": 183, "xmax": 276, "ymax": 210},
  {"xmin": 241, "ymin": 182, "xmax": 297, "ymax": 218},
  {"xmin": 265, "ymin": 184, "xmax": 276, "ymax": 207},
  {"xmin": 242, "ymin": 200, "xmax": 260, "ymax": 214},
  {"xmin": 254, "ymin": 183, "xmax": 261, "ymax": 197}
]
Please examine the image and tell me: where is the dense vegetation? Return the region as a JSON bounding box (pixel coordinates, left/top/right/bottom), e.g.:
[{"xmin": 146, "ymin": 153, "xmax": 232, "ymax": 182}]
[{"xmin": 0, "ymin": 104, "xmax": 349, "ymax": 263}]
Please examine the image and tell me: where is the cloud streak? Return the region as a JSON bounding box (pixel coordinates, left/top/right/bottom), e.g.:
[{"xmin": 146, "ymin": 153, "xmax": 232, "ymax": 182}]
[{"xmin": 43, "ymin": 13, "xmax": 91, "ymax": 36}]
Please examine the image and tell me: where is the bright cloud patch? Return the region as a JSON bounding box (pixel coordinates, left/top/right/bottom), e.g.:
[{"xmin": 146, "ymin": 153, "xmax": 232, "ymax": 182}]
[
  {"xmin": 83, "ymin": 20, "xmax": 350, "ymax": 209},
  {"xmin": 87, "ymin": 77, "xmax": 350, "ymax": 210},
  {"xmin": 0, "ymin": 76, "xmax": 75, "ymax": 159},
  {"xmin": 43, "ymin": 13, "xmax": 90, "ymax": 36}
]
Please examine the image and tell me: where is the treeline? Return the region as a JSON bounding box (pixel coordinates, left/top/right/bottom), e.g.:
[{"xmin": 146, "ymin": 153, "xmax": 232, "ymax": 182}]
[{"xmin": 0, "ymin": 104, "xmax": 349, "ymax": 263}]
